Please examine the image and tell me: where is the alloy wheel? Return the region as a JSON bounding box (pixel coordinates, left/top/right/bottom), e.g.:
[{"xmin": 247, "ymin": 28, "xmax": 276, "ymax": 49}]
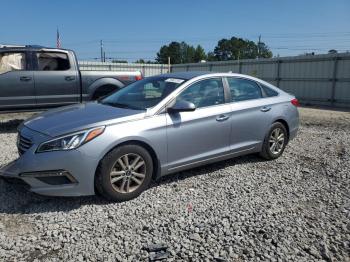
[
  {"xmin": 269, "ymin": 128, "xmax": 285, "ymax": 155},
  {"xmin": 110, "ymin": 153, "xmax": 146, "ymax": 193}
]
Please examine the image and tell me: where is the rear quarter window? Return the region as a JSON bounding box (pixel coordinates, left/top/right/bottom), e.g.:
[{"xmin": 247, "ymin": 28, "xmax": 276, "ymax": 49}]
[{"xmin": 261, "ymin": 84, "xmax": 279, "ymax": 97}]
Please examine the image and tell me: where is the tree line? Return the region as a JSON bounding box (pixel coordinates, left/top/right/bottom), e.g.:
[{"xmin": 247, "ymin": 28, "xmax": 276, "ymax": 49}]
[{"xmin": 153, "ymin": 36, "xmax": 272, "ymax": 64}]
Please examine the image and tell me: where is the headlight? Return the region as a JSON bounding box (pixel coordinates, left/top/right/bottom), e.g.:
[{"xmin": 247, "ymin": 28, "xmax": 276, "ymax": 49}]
[{"xmin": 36, "ymin": 126, "xmax": 105, "ymax": 153}]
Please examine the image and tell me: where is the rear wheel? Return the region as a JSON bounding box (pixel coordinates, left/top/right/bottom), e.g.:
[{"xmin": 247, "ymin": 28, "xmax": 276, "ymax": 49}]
[
  {"xmin": 95, "ymin": 145, "xmax": 153, "ymax": 201},
  {"xmin": 92, "ymin": 85, "xmax": 120, "ymax": 100},
  {"xmin": 260, "ymin": 122, "xmax": 288, "ymax": 160}
]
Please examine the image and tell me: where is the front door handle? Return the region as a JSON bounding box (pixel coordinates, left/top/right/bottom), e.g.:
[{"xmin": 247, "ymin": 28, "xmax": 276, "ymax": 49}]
[
  {"xmin": 216, "ymin": 114, "xmax": 229, "ymax": 122},
  {"xmin": 20, "ymin": 76, "xmax": 32, "ymax": 82},
  {"xmin": 261, "ymin": 106, "xmax": 271, "ymax": 112},
  {"xmin": 65, "ymin": 76, "xmax": 76, "ymax": 81}
]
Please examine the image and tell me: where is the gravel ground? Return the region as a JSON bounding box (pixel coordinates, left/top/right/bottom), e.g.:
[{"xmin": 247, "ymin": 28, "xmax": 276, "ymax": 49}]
[{"xmin": 0, "ymin": 107, "xmax": 349, "ymax": 261}]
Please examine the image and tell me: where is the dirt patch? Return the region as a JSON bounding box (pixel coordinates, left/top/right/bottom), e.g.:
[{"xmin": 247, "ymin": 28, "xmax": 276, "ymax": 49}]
[{"xmin": 0, "ymin": 214, "xmax": 35, "ymax": 237}]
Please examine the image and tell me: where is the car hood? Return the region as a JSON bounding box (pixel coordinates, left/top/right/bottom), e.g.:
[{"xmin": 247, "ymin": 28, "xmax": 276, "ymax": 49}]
[{"xmin": 23, "ymin": 102, "xmax": 146, "ymax": 137}]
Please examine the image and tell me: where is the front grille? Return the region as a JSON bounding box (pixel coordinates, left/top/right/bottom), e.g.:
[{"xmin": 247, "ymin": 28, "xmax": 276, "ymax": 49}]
[{"xmin": 18, "ymin": 134, "xmax": 33, "ymax": 155}]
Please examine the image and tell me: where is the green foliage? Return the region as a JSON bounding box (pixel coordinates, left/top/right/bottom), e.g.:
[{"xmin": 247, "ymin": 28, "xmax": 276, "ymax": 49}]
[
  {"xmin": 134, "ymin": 59, "xmax": 159, "ymax": 64},
  {"xmin": 156, "ymin": 42, "xmax": 207, "ymax": 64},
  {"xmin": 156, "ymin": 42, "xmax": 181, "ymax": 64},
  {"xmin": 135, "ymin": 59, "xmax": 146, "ymax": 63},
  {"xmin": 213, "ymin": 37, "xmax": 272, "ymax": 60},
  {"xmin": 194, "ymin": 45, "xmax": 207, "ymax": 62},
  {"xmin": 155, "ymin": 36, "xmax": 273, "ymax": 64},
  {"xmin": 111, "ymin": 60, "xmax": 128, "ymax": 63},
  {"xmin": 257, "ymin": 42, "xmax": 273, "ymax": 58}
]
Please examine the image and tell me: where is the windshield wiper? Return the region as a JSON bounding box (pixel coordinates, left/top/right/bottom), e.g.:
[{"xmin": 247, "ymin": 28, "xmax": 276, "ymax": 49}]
[{"xmin": 102, "ymin": 102, "xmax": 143, "ymax": 110}]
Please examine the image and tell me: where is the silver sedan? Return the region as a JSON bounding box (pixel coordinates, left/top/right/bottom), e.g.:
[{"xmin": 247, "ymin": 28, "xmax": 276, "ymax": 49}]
[{"xmin": 0, "ymin": 72, "xmax": 299, "ymax": 201}]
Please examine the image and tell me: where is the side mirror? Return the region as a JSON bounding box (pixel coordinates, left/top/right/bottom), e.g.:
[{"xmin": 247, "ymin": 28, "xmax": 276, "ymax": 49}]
[{"xmin": 167, "ymin": 100, "xmax": 196, "ymax": 113}]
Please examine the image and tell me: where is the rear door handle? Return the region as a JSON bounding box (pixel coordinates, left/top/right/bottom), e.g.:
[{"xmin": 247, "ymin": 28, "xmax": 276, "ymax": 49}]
[
  {"xmin": 216, "ymin": 114, "xmax": 229, "ymax": 122},
  {"xmin": 65, "ymin": 76, "xmax": 76, "ymax": 81},
  {"xmin": 260, "ymin": 106, "xmax": 271, "ymax": 112},
  {"xmin": 20, "ymin": 76, "xmax": 32, "ymax": 82}
]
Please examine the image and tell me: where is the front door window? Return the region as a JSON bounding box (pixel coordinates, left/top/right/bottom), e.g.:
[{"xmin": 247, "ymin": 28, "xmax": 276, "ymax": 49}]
[{"xmin": 176, "ymin": 78, "xmax": 225, "ymax": 108}]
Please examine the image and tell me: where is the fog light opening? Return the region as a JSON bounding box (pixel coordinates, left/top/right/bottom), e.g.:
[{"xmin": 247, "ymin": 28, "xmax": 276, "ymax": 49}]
[{"xmin": 20, "ymin": 170, "xmax": 78, "ymax": 185}]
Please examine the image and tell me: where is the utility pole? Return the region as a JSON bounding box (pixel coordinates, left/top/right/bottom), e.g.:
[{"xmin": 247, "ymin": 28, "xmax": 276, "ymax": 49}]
[
  {"xmin": 257, "ymin": 35, "xmax": 261, "ymax": 59},
  {"xmin": 103, "ymin": 51, "xmax": 106, "ymax": 62},
  {"xmin": 168, "ymin": 56, "xmax": 171, "ymax": 72},
  {"xmin": 100, "ymin": 40, "xmax": 103, "ymax": 62}
]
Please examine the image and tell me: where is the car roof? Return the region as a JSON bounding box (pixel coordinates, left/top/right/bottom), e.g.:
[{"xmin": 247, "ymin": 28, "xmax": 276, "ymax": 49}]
[
  {"xmin": 155, "ymin": 71, "xmax": 263, "ymax": 81},
  {"xmin": 156, "ymin": 71, "xmax": 214, "ymax": 80},
  {"xmin": 154, "ymin": 71, "xmax": 283, "ymax": 92}
]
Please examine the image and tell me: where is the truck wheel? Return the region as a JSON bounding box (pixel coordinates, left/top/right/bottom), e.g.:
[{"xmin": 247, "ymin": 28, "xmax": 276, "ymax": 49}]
[
  {"xmin": 95, "ymin": 144, "xmax": 153, "ymax": 202},
  {"xmin": 92, "ymin": 85, "xmax": 120, "ymax": 100}
]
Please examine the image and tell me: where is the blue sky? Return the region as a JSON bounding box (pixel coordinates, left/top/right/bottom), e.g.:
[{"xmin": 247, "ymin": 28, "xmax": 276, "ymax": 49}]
[{"xmin": 1, "ymin": 0, "xmax": 349, "ymax": 62}]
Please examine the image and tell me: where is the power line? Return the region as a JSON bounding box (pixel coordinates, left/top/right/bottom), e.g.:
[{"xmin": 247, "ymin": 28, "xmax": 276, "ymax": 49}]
[{"xmin": 63, "ymin": 32, "xmax": 350, "ymax": 47}]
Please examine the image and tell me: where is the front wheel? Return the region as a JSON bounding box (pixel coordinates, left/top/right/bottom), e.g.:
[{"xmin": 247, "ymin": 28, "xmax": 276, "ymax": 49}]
[
  {"xmin": 260, "ymin": 122, "xmax": 288, "ymax": 160},
  {"xmin": 95, "ymin": 144, "xmax": 153, "ymax": 201}
]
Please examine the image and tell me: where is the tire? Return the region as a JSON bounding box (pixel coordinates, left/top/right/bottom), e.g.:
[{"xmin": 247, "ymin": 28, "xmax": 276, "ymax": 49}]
[
  {"xmin": 95, "ymin": 144, "xmax": 153, "ymax": 202},
  {"xmin": 259, "ymin": 122, "xmax": 288, "ymax": 160}
]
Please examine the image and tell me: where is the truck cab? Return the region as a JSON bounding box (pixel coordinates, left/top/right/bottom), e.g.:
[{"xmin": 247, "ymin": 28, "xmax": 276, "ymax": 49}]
[{"xmin": 0, "ymin": 45, "xmax": 142, "ymax": 112}]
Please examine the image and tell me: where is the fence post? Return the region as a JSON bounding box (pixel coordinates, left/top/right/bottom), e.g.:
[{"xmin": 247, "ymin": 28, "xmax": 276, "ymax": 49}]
[
  {"xmin": 276, "ymin": 60, "xmax": 281, "ymax": 87},
  {"xmin": 238, "ymin": 62, "xmax": 242, "ymax": 74},
  {"xmin": 209, "ymin": 63, "xmax": 213, "ymax": 71},
  {"xmin": 331, "ymin": 57, "xmax": 339, "ymax": 106}
]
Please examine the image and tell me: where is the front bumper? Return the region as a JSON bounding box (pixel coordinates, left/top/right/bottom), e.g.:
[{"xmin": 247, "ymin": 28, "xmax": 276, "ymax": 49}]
[{"xmin": 0, "ymin": 127, "xmax": 100, "ymax": 196}]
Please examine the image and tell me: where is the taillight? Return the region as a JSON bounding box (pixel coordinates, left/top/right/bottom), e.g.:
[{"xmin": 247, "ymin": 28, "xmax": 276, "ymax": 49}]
[
  {"xmin": 291, "ymin": 98, "xmax": 300, "ymax": 107},
  {"xmin": 135, "ymin": 75, "xmax": 142, "ymax": 81}
]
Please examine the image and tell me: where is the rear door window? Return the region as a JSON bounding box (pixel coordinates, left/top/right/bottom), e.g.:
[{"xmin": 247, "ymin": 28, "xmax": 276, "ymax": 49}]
[
  {"xmin": 0, "ymin": 52, "xmax": 26, "ymax": 74},
  {"xmin": 36, "ymin": 52, "xmax": 70, "ymax": 71},
  {"xmin": 227, "ymin": 78, "xmax": 263, "ymax": 102}
]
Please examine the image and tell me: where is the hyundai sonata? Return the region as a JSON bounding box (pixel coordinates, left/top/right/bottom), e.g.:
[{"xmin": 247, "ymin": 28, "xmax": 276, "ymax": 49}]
[{"xmin": 0, "ymin": 72, "xmax": 299, "ymax": 201}]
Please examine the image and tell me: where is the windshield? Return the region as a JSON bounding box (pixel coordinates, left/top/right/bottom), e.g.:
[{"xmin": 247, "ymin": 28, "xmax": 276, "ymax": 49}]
[{"xmin": 101, "ymin": 76, "xmax": 186, "ymax": 110}]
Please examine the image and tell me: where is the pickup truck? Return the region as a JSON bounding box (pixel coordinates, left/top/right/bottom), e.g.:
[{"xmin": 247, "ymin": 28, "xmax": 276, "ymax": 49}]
[{"xmin": 0, "ymin": 45, "xmax": 142, "ymax": 111}]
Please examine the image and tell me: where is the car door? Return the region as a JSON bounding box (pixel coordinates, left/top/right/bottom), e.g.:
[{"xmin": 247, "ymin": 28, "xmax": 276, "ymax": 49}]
[
  {"xmin": 165, "ymin": 77, "xmax": 232, "ymax": 171},
  {"xmin": 225, "ymin": 77, "xmax": 274, "ymax": 152},
  {"xmin": 32, "ymin": 51, "xmax": 79, "ymax": 107},
  {"xmin": 0, "ymin": 51, "xmax": 36, "ymax": 109}
]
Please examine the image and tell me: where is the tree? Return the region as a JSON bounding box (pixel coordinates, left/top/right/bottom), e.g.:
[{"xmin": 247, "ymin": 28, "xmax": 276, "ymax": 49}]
[
  {"xmin": 135, "ymin": 59, "xmax": 146, "ymax": 63},
  {"xmin": 156, "ymin": 41, "xmax": 182, "ymax": 64},
  {"xmin": 180, "ymin": 42, "xmax": 196, "ymax": 63},
  {"xmin": 134, "ymin": 59, "xmax": 159, "ymax": 64},
  {"xmin": 213, "ymin": 37, "xmax": 272, "ymax": 61},
  {"xmin": 207, "ymin": 52, "xmax": 218, "ymax": 61},
  {"xmin": 257, "ymin": 42, "xmax": 273, "ymax": 58},
  {"xmin": 194, "ymin": 45, "xmax": 207, "ymax": 62},
  {"xmin": 156, "ymin": 42, "xmax": 206, "ymax": 64},
  {"xmin": 111, "ymin": 60, "xmax": 128, "ymax": 63}
]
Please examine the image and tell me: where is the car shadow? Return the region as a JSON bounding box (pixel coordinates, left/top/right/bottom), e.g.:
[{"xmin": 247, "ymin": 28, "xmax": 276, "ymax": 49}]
[
  {"xmin": 0, "ymin": 154, "xmax": 265, "ymax": 215},
  {"xmin": 152, "ymin": 154, "xmax": 265, "ymax": 188},
  {"xmin": 0, "ymin": 119, "xmax": 24, "ymax": 133}
]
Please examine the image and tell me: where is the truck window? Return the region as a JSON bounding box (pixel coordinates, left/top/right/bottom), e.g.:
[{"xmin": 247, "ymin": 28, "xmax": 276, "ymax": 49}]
[
  {"xmin": 0, "ymin": 52, "xmax": 26, "ymax": 74},
  {"xmin": 36, "ymin": 52, "xmax": 70, "ymax": 71}
]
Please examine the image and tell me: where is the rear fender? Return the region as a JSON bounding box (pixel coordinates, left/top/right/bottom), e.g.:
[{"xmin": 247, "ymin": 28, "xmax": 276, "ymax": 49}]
[{"xmin": 88, "ymin": 78, "xmax": 124, "ymax": 100}]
